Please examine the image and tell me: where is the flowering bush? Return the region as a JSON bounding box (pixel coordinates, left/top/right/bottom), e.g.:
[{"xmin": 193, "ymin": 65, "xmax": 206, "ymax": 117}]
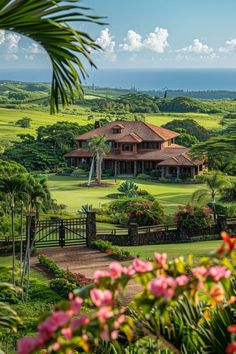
[
  {"xmin": 175, "ymin": 203, "xmax": 212, "ymax": 235},
  {"xmin": 91, "ymin": 240, "xmax": 133, "ymax": 260},
  {"xmin": 18, "ymin": 233, "xmax": 236, "ymax": 354}
]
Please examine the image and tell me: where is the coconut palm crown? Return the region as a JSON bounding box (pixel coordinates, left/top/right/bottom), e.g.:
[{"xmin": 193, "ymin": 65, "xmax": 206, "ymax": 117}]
[{"xmin": 0, "ymin": 0, "xmax": 104, "ymax": 113}]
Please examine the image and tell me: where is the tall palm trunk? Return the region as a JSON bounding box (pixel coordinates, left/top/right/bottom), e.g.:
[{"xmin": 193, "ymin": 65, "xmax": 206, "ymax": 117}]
[
  {"xmin": 212, "ymin": 191, "xmax": 217, "ymax": 222},
  {"xmin": 87, "ymin": 157, "xmax": 95, "ymax": 187},
  {"xmin": 98, "ymin": 157, "xmax": 103, "ymax": 185},
  {"xmin": 96, "ymin": 152, "xmax": 100, "ymax": 183}
]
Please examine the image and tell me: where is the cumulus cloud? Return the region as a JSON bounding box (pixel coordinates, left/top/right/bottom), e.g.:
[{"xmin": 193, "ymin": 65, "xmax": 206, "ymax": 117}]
[
  {"xmin": 177, "ymin": 39, "xmax": 213, "ymax": 54},
  {"xmin": 7, "ymin": 33, "xmax": 21, "ymax": 53},
  {"xmin": 0, "ymin": 30, "xmax": 5, "ymax": 45},
  {"xmin": 120, "ymin": 27, "xmax": 169, "ymax": 53},
  {"xmin": 95, "ymin": 28, "xmax": 116, "ymax": 61},
  {"xmin": 143, "ymin": 27, "xmax": 169, "ymax": 53},
  {"xmin": 219, "ymin": 39, "xmax": 236, "ymax": 53},
  {"xmin": 120, "ymin": 30, "xmax": 143, "ymax": 52}
]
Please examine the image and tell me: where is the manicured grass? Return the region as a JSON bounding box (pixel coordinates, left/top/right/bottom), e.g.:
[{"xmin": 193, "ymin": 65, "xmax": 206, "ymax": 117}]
[
  {"xmin": 47, "ymin": 175, "xmax": 202, "ymax": 214},
  {"xmin": 0, "ymin": 107, "xmax": 221, "ymax": 146},
  {"xmin": 123, "ymin": 240, "xmax": 222, "ymax": 260}
]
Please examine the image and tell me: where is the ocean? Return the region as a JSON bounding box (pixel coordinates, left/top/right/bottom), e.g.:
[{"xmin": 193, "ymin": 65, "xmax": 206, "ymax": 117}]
[{"xmin": 1, "ymin": 68, "xmax": 236, "ymax": 91}]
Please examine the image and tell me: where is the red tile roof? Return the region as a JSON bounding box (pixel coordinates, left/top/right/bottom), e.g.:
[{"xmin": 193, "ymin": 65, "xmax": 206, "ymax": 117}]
[
  {"xmin": 65, "ymin": 145, "xmax": 189, "ymax": 161},
  {"xmin": 158, "ymin": 153, "xmax": 201, "ymax": 166},
  {"xmin": 75, "ymin": 121, "xmax": 179, "ymax": 142},
  {"xmin": 116, "ymin": 132, "xmax": 143, "ymax": 143}
]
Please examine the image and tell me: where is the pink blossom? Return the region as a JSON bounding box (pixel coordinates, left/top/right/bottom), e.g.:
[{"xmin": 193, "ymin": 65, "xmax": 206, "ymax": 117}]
[
  {"xmin": 71, "ymin": 316, "xmax": 90, "ymax": 330},
  {"xmin": 90, "ymin": 289, "xmax": 113, "ymax": 307},
  {"xmin": 176, "ymin": 275, "xmax": 189, "ymax": 286},
  {"xmin": 192, "ymin": 266, "xmax": 207, "ymax": 279},
  {"xmin": 100, "ymin": 326, "xmax": 110, "ymax": 341},
  {"xmin": 95, "ymin": 307, "xmax": 113, "ymax": 322},
  {"xmin": 154, "ymin": 253, "xmax": 167, "ymax": 267},
  {"xmin": 38, "ymin": 311, "xmax": 70, "ymax": 341},
  {"xmin": 94, "ymin": 270, "xmax": 110, "ymax": 282},
  {"xmin": 69, "ymin": 296, "xmax": 83, "ymax": 315},
  {"xmin": 61, "ymin": 327, "xmax": 72, "ymax": 340},
  {"xmin": 122, "ymin": 265, "xmax": 136, "ymax": 276},
  {"xmin": 149, "ymin": 276, "xmax": 177, "ymax": 300},
  {"xmin": 109, "ymin": 262, "xmax": 123, "ymax": 278},
  {"xmin": 17, "ymin": 337, "xmax": 37, "ymax": 354},
  {"xmin": 51, "ymin": 342, "xmax": 60, "ymax": 351},
  {"xmin": 132, "ymin": 259, "xmax": 153, "ymax": 273},
  {"xmin": 111, "ymin": 330, "xmax": 118, "ymax": 340},
  {"xmin": 207, "ymin": 266, "xmax": 231, "ymax": 281}
]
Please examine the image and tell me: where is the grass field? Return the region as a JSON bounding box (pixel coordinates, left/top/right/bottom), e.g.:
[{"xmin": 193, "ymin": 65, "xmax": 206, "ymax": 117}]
[
  {"xmin": 0, "ymin": 106, "xmax": 222, "ymax": 146},
  {"xmin": 47, "ymin": 175, "xmax": 201, "ymax": 214},
  {"xmin": 123, "ymin": 240, "xmax": 222, "ymax": 260}
]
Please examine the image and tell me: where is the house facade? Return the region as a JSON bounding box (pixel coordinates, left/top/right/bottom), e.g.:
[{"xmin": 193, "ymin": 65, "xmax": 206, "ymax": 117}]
[{"xmin": 65, "ymin": 121, "xmax": 207, "ymax": 179}]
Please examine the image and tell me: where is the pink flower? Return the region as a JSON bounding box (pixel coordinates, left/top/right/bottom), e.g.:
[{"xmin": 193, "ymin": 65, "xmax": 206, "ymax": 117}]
[
  {"xmin": 122, "ymin": 265, "xmax": 136, "ymax": 276},
  {"xmin": 192, "ymin": 267, "xmax": 207, "ymax": 279},
  {"xmin": 207, "ymin": 266, "xmax": 231, "ymax": 281},
  {"xmin": 95, "ymin": 307, "xmax": 113, "ymax": 323},
  {"xmin": 71, "ymin": 316, "xmax": 90, "ymax": 330},
  {"xmin": 132, "ymin": 259, "xmax": 153, "ymax": 273},
  {"xmin": 154, "ymin": 253, "xmax": 167, "ymax": 268},
  {"xmin": 61, "ymin": 327, "xmax": 72, "ymax": 340},
  {"xmin": 176, "ymin": 275, "xmax": 189, "ymax": 286},
  {"xmin": 17, "ymin": 337, "xmax": 37, "ymax": 354},
  {"xmin": 91, "ymin": 289, "xmax": 113, "ymax": 307},
  {"xmin": 111, "ymin": 330, "xmax": 118, "ymax": 340},
  {"xmin": 38, "ymin": 311, "xmax": 70, "ymax": 341},
  {"xmin": 94, "ymin": 270, "xmax": 110, "ymax": 282},
  {"xmin": 51, "ymin": 342, "xmax": 60, "ymax": 351},
  {"xmin": 149, "ymin": 276, "xmax": 177, "ymax": 300},
  {"xmin": 100, "ymin": 326, "xmax": 110, "ymax": 341},
  {"xmin": 69, "ymin": 296, "xmax": 83, "ymax": 315},
  {"xmin": 114, "ymin": 314, "xmax": 126, "ymax": 329},
  {"xmin": 109, "ymin": 262, "xmax": 123, "ymax": 278}
]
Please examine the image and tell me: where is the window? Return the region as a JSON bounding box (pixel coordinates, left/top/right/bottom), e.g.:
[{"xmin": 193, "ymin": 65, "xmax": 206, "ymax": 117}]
[
  {"xmin": 122, "ymin": 144, "xmax": 133, "ymax": 152},
  {"xmin": 139, "ymin": 142, "xmax": 158, "ymax": 150},
  {"xmin": 112, "ymin": 128, "xmax": 121, "ymax": 134}
]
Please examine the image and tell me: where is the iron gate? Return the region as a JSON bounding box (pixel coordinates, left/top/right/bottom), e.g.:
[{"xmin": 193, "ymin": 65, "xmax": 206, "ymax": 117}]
[{"xmin": 34, "ymin": 217, "xmax": 87, "ymax": 248}]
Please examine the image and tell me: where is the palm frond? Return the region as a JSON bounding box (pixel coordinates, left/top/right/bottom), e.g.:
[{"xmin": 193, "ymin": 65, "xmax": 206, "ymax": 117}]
[{"xmin": 0, "ymin": 0, "xmax": 104, "ymax": 113}]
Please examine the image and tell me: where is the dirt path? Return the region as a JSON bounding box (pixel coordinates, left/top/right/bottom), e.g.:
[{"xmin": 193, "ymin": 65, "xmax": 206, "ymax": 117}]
[{"xmin": 32, "ymin": 245, "xmax": 141, "ymax": 304}]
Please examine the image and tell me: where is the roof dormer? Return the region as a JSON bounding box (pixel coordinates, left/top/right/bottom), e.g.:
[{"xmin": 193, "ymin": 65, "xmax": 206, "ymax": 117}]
[{"xmin": 112, "ymin": 123, "xmax": 124, "ymax": 134}]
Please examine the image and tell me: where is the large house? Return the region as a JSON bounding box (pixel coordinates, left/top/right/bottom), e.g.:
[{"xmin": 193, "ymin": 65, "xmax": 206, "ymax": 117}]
[{"xmin": 65, "ymin": 121, "xmax": 207, "ymax": 179}]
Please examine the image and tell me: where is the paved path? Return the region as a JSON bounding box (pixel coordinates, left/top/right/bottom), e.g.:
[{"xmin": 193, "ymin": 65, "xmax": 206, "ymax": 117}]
[{"xmin": 32, "ymin": 245, "xmax": 141, "ymax": 304}]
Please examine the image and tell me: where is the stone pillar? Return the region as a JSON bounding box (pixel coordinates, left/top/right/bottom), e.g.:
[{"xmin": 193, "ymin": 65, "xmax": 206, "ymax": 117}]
[
  {"xmin": 86, "ymin": 211, "xmax": 97, "ymax": 247},
  {"xmin": 128, "ymin": 223, "xmax": 139, "ymax": 246}
]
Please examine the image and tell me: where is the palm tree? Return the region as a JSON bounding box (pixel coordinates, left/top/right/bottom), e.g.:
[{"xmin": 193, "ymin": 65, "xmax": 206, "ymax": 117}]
[
  {"xmin": 88, "ymin": 135, "xmax": 110, "ymax": 185},
  {"xmin": 192, "ymin": 171, "xmax": 231, "ymax": 221},
  {"xmin": 118, "ymin": 180, "xmax": 139, "ymax": 197},
  {"xmin": 0, "ymin": 0, "xmax": 103, "ymax": 114},
  {"xmin": 0, "ymin": 175, "xmax": 28, "ymax": 285}
]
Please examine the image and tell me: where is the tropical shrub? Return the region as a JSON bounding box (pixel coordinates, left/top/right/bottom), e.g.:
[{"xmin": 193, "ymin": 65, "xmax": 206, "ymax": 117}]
[
  {"xmin": 118, "ymin": 180, "xmax": 139, "ymax": 197},
  {"xmin": 17, "ymin": 233, "xmax": 236, "ymax": 354},
  {"xmin": 90, "ymin": 240, "xmax": 132, "ymax": 260},
  {"xmin": 221, "ymin": 181, "xmax": 236, "ymax": 202},
  {"xmin": 49, "ymin": 279, "xmax": 76, "ymax": 299},
  {"xmin": 175, "ymin": 203, "xmax": 212, "ymax": 234},
  {"xmin": 109, "ymin": 197, "xmax": 164, "ymax": 226},
  {"xmin": 136, "ymin": 173, "xmax": 152, "ymax": 180}
]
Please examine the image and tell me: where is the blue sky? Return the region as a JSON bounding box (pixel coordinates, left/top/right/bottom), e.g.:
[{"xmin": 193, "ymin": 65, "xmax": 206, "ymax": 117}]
[{"xmin": 1, "ymin": 0, "xmax": 236, "ymax": 69}]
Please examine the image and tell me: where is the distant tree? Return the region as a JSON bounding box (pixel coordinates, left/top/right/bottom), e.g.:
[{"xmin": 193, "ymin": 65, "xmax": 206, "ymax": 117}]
[
  {"xmin": 15, "ymin": 117, "xmax": 32, "ymax": 128},
  {"xmin": 176, "ymin": 132, "xmax": 199, "ymax": 147},
  {"xmin": 192, "ymin": 171, "xmax": 231, "ymax": 220},
  {"xmin": 163, "ymin": 119, "xmax": 211, "ymax": 141}
]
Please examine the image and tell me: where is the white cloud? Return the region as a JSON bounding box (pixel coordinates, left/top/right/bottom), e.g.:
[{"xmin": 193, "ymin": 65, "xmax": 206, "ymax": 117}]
[
  {"xmin": 0, "ymin": 30, "xmax": 5, "ymax": 45},
  {"xmin": 143, "ymin": 27, "xmax": 169, "ymax": 53},
  {"xmin": 177, "ymin": 39, "xmax": 213, "ymax": 54},
  {"xmin": 120, "ymin": 30, "xmax": 143, "ymax": 52},
  {"xmin": 7, "ymin": 33, "xmax": 21, "ymax": 53},
  {"xmin": 120, "ymin": 27, "xmax": 169, "ymax": 53},
  {"xmin": 95, "ymin": 28, "xmax": 116, "ymax": 61},
  {"xmin": 219, "ymin": 39, "xmax": 236, "ymax": 53}
]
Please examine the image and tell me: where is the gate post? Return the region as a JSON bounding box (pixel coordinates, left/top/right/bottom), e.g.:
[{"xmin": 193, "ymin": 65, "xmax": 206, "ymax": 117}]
[
  {"xmin": 86, "ymin": 212, "xmax": 97, "ymax": 247},
  {"xmin": 26, "ymin": 214, "xmax": 36, "ymax": 249},
  {"xmin": 128, "ymin": 223, "xmax": 139, "ymax": 246},
  {"xmin": 59, "ymin": 220, "xmax": 65, "ymax": 248}
]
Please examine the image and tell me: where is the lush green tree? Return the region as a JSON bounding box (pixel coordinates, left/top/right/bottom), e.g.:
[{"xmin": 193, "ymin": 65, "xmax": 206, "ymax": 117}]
[
  {"xmin": 0, "ymin": 0, "xmax": 102, "ymax": 113},
  {"xmin": 220, "ymin": 180, "xmax": 236, "ymax": 202},
  {"xmin": 15, "ymin": 117, "xmax": 32, "ymax": 128},
  {"xmin": 0, "ymin": 159, "xmax": 26, "ymax": 176},
  {"xmin": 88, "ymin": 135, "xmax": 110, "ymax": 185},
  {"xmin": 163, "ymin": 119, "xmax": 211, "ymax": 141},
  {"xmin": 192, "ymin": 171, "xmax": 231, "ymax": 220},
  {"xmin": 175, "ymin": 130, "xmax": 199, "ymax": 147},
  {"xmin": 4, "ymin": 122, "xmax": 93, "ymax": 172}
]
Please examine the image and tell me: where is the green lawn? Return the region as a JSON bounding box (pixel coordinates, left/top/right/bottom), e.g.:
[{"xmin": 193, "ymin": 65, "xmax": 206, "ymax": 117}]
[
  {"xmin": 47, "ymin": 175, "xmax": 201, "ymax": 214},
  {"xmin": 123, "ymin": 240, "xmax": 222, "ymax": 260},
  {"xmin": 0, "ymin": 106, "xmax": 221, "ymax": 146}
]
